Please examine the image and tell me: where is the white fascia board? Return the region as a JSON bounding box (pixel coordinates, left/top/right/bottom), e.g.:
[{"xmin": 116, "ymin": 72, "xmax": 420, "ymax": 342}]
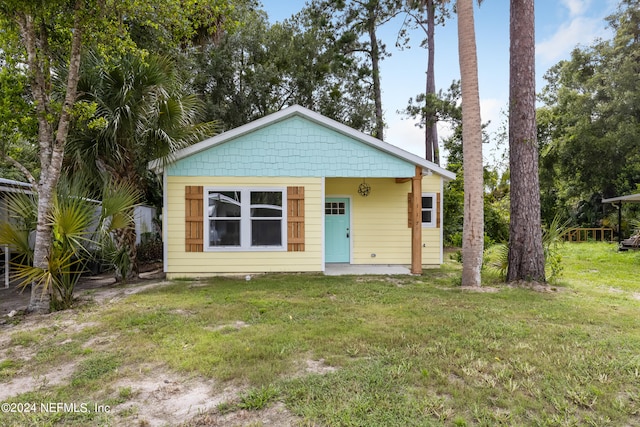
[{"xmin": 602, "ymin": 193, "xmax": 640, "ymax": 204}]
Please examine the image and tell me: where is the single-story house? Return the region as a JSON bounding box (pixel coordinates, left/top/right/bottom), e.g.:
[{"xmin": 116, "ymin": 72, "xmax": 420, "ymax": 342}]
[{"xmin": 149, "ymin": 105, "xmax": 455, "ymax": 278}]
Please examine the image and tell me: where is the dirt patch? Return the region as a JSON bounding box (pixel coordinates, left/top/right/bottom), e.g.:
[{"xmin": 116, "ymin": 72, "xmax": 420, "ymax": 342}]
[
  {"xmin": 0, "ymin": 266, "xmax": 307, "ymax": 426},
  {"xmin": 304, "ymin": 358, "xmax": 336, "ymax": 376},
  {"xmin": 110, "ymin": 363, "xmax": 303, "ymax": 427},
  {"xmin": 208, "ymin": 321, "xmax": 250, "ymax": 333},
  {"xmin": 507, "ymin": 281, "xmax": 558, "ymax": 293},
  {"xmin": 184, "ymin": 402, "xmax": 299, "ymax": 427},
  {"xmin": 459, "ymin": 286, "xmax": 500, "ymax": 293},
  {"xmin": 0, "ymin": 361, "xmax": 76, "ymax": 401},
  {"xmin": 0, "ymin": 262, "xmax": 165, "ymax": 317},
  {"xmin": 112, "ymin": 367, "xmax": 239, "ymax": 427}
]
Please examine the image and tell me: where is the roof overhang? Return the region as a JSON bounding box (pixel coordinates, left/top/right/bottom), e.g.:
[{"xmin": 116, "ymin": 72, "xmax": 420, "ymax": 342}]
[
  {"xmin": 0, "ymin": 178, "xmax": 34, "ymax": 195},
  {"xmin": 602, "ymin": 193, "xmax": 640, "ymax": 204},
  {"xmin": 149, "ymin": 105, "xmax": 456, "ymax": 182}
]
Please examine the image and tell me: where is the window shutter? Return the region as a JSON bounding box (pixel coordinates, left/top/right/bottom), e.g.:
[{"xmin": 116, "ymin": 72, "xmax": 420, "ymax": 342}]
[
  {"xmin": 185, "ymin": 186, "xmax": 204, "ymax": 252},
  {"xmin": 287, "ymin": 186, "xmax": 305, "ymax": 251},
  {"xmin": 407, "ymin": 193, "xmax": 413, "ymax": 228},
  {"xmin": 436, "ymin": 192, "xmax": 441, "ymax": 228}
]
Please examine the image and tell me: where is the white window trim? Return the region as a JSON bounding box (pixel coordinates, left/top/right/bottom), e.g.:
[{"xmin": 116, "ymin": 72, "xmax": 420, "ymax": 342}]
[
  {"xmin": 204, "ymin": 187, "xmax": 287, "ymax": 252},
  {"xmin": 421, "ymin": 192, "xmax": 437, "ymax": 228}
]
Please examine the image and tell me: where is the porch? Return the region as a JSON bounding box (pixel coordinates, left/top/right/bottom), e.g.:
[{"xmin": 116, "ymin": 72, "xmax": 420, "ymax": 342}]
[{"xmin": 324, "ymin": 263, "xmax": 412, "ymax": 275}]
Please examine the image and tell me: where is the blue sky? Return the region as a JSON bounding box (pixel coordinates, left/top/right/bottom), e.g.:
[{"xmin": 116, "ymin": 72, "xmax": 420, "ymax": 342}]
[{"xmin": 259, "ymin": 0, "xmax": 619, "ymax": 164}]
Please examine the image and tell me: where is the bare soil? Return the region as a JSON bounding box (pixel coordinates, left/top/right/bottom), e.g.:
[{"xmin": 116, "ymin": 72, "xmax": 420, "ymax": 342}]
[{"xmin": 0, "ymin": 264, "xmax": 308, "ymax": 426}]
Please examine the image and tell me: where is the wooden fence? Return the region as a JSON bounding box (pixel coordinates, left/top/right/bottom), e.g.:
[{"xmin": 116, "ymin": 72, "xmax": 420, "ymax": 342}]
[{"xmin": 561, "ymin": 227, "xmax": 615, "ymax": 243}]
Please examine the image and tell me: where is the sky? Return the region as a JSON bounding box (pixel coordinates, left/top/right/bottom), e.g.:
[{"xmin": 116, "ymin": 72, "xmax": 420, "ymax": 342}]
[{"xmin": 259, "ymin": 0, "xmax": 619, "ymax": 165}]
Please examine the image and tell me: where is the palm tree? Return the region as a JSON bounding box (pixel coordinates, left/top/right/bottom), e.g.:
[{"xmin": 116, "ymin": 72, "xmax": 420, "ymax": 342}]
[
  {"xmin": 507, "ymin": 0, "xmax": 545, "ymax": 282},
  {"xmin": 0, "ymin": 176, "xmax": 141, "ymax": 311},
  {"xmin": 67, "ymin": 53, "xmax": 218, "ymax": 280},
  {"xmin": 457, "ymin": 0, "xmax": 484, "ymax": 287}
]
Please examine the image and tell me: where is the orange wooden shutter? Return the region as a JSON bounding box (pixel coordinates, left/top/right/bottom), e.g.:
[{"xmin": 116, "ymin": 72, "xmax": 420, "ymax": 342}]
[
  {"xmin": 287, "ymin": 186, "xmax": 305, "ymax": 251},
  {"xmin": 185, "ymin": 186, "xmax": 204, "ymax": 252}
]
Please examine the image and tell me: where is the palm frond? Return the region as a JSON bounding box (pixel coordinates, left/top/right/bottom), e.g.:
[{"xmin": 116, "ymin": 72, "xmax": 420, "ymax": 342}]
[
  {"xmin": 49, "ymin": 196, "xmax": 96, "ymax": 254},
  {"xmin": 0, "ymin": 222, "xmax": 32, "ymax": 260},
  {"xmin": 100, "ymin": 180, "xmax": 142, "ymax": 231},
  {"xmin": 4, "ymin": 191, "xmax": 37, "ymax": 231}
]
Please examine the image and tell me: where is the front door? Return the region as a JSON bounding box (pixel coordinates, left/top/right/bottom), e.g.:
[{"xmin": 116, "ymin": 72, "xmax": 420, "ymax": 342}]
[{"xmin": 325, "ymin": 198, "xmax": 350, "ymax": 263}]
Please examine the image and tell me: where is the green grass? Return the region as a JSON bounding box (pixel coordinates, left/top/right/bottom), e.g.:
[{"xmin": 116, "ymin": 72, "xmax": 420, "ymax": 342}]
[{"xmin": 1, "ymin": 242, "xmax": 640, "ymax": 426}]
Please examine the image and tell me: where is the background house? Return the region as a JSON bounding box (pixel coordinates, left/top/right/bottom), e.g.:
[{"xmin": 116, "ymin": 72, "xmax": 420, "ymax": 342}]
[
  {"xmin": 0, "ymin": 178, "xmax": 156, "ymax": 286},
  {"xmin": 150, "ymin": 105, "xmax": 455, "ymax": 278}
]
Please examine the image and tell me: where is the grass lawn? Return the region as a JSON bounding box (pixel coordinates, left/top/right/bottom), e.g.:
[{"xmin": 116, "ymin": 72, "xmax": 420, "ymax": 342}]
[{"xmin": 1, "ymin": 242, "xmax": 640, "ymax": 426}]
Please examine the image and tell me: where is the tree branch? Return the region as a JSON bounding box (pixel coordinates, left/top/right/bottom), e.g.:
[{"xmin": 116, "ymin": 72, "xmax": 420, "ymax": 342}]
[
  {"xmin": 16, "ymin": 12, "xmax": 53, "ymax": 181},
  {"xmin": 1, "ymin": 153, "xmax": 37, "ymax": 186}
]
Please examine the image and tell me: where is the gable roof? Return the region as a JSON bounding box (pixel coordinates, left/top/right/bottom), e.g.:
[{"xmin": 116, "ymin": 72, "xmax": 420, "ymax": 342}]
[{"xmin": 149, "ymin": 104, "xmax": 456, "ymax": 181}]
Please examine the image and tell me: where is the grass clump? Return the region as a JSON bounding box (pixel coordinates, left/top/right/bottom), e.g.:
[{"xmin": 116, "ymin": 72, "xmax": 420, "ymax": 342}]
[{"xmin": 71, "ymin": 353, "xmax": 121, "ymax": 388}]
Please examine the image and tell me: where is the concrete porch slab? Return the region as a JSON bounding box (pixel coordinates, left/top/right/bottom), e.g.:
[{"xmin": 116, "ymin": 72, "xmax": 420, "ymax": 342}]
[{"xmin": 324, "ymin": 264, "xmax": 412, "ymax": 276}]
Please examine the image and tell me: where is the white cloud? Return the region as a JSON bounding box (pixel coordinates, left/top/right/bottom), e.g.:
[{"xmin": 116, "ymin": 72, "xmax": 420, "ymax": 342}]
[
  {"xmin": 385, "ymin": 117, "xmax": 426, "ymax": 157},
  {"xmin": 560, "ymin": 0, "xmax": 591, "ymax": 17},
  {"xmin": 385, "ymin": 97, "xmax": 507, "ymax": 166},
  {"xmin": 480, "ymin": 98, "xmax": 505, "ymax": 132},
  {"xmin": 536, "ymin": 16, "xmax": 604, "ymax": 66}
]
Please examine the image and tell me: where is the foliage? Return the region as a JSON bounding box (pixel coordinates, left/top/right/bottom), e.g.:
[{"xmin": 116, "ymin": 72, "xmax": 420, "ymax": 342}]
[
  {"xmin": 65, "ymin": 52, "xmax": 216, "ymax": 279},
  {"xmin": 189, "ymin": 3, "xmax": 377, "ymax": 134},
  {"xmin": 137, "ymin": 237, "xmax": 163, "ymax": 263},
  {"xmin": 0, "ymin": 0, "xmax": 239, "ymax": 312},
  {"xmin": 0, "ymin": 66, "xmax": 39, "ymax": 180},
  {"xmin": 443, "ymin": 160, "xmax": 509, "ymax": 247},
  {"xmin": 397, "ymin": 0, "xmax": 453, "ymax": 163},
  {"xmin": 318, "ymin": 0, "xmax": 404, "ymax": 139},
  {"xmin": 488, "ymin": 212, "xmax": 569, "ymax": 282},
  {"xmin": 0, "ymin": 177, "xmax": 141, "ymax": 311},
  {"xmin": 538, "ymin": 0, "xmax": 640, "ymax": 228},
  {"xmin": 429, "ymin": 82, "xmax": 509, "ymax": 246},
  {"xmin": 67, "ymin": 52, "xmax": 217, "ymax": 204},
  {"xmin": 542, "ymin": 213, "xmax": 571, "ymax": 281}
]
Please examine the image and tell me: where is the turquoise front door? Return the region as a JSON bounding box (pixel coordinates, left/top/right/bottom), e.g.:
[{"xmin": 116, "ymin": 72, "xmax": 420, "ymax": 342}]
[{"xmin": 325, "ymin": 198, "xmax": 350, "ymax": 263}]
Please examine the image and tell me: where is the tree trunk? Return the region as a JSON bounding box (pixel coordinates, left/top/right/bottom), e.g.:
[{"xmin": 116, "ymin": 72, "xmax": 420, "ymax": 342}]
[
  {"xmin": 425, "ymin": 0, "xmax": 439, "ymax": 165},
  {"xmin": 507, "ymin": 0, "xmax": 546, "ymax": 282},
  {"xmin": 18, "ymin": 3, "xmax": 85, "ymax": 312},
  {"xmin": 457, "ymin": 0, "xmax": 484, "ymax": 287},
  {"xmin": 113, "ymin": 224, "xmax": 139, "ymax": 282},
  {"xmin": 368, "ymin": 8, "xmax": 385, "ymax": 140}
]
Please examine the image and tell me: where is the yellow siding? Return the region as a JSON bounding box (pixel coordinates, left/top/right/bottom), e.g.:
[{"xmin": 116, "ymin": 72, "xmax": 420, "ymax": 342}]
[
  {"xmin": 422, "ymin": 173, "xmax": 442, "ymax": 193},
  {"xmin": 422, "ymin": 173, "xmax": 444, "ymax": 266},
  {"xmin": 166, "ymin": 177, "xmax": 323, "ymax": 277},
  {"xmin": 325, "ymin": 175, "xmax": 443, "ymax": 266}
]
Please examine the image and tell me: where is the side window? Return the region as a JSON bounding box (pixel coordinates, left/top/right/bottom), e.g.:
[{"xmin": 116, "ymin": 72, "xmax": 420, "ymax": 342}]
[{"xmin": 421, "ymin": 193, "xmax": 436, "ymax": 227}]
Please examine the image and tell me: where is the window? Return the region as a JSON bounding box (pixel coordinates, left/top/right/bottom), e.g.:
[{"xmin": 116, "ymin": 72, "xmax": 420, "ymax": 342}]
[
  {"xmin": 421, "ymin": 193, "xmax": 436, "ymax": 227},
  {"xmin": 325, "ymin": 201, "xmax": 345, "ymax": 215},
  {"xmin": 206, "ymin": 188, "xmax": 285, "ymax": 250}
]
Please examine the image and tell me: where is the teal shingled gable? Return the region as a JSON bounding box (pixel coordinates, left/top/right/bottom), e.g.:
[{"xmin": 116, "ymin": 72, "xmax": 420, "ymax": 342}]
[{"xmin": 167, "ymin": 116, "xmax": 415, "ymax": 177}]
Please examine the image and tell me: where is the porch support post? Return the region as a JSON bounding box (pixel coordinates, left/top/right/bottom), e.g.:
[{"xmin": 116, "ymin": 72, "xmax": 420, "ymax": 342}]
[
  {"xmin": 411, "ymin": 166, "xmax": 423, "ymax": 274},
  {"xmin": 618, "ymin": 202, "xmax": 622, "ymax": 244}
]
